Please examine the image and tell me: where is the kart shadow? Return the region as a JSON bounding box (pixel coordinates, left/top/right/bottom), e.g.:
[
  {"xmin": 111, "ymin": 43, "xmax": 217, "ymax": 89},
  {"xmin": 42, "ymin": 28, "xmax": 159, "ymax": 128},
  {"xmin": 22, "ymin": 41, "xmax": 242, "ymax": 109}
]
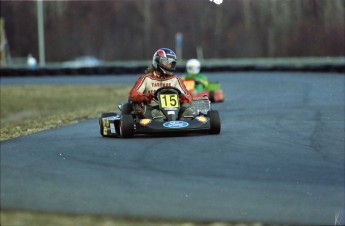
[
  {"xmin": 101, "ymin": 132, "xmax": 213, "ymax": 139},
  {"xmin": 136, "ymin": 132, "xmax": 212, "ymax": 139}
]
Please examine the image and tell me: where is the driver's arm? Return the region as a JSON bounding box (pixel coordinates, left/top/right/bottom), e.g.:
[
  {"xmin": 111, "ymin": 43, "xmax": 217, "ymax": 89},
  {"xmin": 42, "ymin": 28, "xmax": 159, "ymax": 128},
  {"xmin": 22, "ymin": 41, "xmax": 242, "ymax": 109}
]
[
  {"xmin": 176, "ymin": 77, "xmax": 192, "ymax": 104},
  {"xmin": 198, "ymin": 74, "xmax": 209, "ymax": 88},
  {"xmin": 129, "ymin": 75, "xmax": 150, "ymax": 103}
]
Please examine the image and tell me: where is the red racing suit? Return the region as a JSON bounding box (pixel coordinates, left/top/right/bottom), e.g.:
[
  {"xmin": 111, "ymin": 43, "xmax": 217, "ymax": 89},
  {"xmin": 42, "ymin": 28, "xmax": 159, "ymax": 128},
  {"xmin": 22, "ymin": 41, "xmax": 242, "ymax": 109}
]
[{"xmin": 129, "ymin": 71, "xmax": 192, "ymax": 106}]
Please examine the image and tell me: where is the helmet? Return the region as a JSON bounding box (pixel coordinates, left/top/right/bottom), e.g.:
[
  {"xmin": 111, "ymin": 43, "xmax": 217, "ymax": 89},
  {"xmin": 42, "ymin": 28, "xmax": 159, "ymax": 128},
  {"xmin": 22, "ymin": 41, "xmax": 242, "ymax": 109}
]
[
  {"xmin": 152, "ymin": 48, "xmax": 177, "ymax": 75},
  {"xmin": 186, "ymin": 59, "xmax": 201, "ymax": 75}
]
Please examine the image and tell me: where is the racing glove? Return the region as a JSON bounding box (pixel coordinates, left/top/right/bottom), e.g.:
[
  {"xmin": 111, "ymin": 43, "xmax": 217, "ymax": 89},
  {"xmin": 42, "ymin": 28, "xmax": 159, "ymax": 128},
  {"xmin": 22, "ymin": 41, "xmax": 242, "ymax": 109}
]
[
  {"xmin": 143, "ymin": 93, "xmax": 155, "ymax": 104},
  {"xmin": 179, "ymin": 94, "xmax": 191, "ymax": 104}
]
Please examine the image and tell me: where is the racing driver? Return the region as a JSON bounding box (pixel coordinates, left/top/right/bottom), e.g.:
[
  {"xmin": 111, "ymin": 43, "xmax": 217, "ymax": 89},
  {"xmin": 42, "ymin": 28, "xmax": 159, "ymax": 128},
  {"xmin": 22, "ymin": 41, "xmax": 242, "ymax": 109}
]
[
  {"xmin": 129, "ymin": 48, "xmax": 193, "ymax": 121},
  {"xmin": 182, "ymin": 58, "xmax": 209, "ymax": 95}
]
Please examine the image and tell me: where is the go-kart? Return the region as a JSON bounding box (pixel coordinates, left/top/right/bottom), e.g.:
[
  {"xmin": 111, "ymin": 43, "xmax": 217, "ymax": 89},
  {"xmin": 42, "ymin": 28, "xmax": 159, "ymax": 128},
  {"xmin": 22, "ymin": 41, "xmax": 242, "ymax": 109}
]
[
  {"xmin": 99, "ymin": 86, "xmax": 221, "ymax": 138},
  {"xmin": 183, "ymin": 78, "xmax": 224, "ymax": 103}
]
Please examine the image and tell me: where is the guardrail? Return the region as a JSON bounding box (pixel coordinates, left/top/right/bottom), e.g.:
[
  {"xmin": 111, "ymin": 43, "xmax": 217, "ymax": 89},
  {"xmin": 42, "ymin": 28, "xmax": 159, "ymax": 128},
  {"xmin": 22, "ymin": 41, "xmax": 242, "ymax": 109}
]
[{"xmin": 1, "ymin": 57, "xmax": 344, "ymax": 76}]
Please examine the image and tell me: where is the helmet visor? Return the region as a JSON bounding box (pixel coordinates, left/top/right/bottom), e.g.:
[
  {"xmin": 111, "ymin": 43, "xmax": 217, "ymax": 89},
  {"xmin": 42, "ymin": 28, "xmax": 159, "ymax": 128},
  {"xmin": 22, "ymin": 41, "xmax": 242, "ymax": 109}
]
[
  {"xmin": 187, "ymin": 65, "xmax": 200, "ymax": 74},
  {"xmin": 187, "ymin": 65, "xmax": 197, "ymax": 71},
  {"xmin": 159, "ymin": 57, "xmax": 176, "ymax": 70}
]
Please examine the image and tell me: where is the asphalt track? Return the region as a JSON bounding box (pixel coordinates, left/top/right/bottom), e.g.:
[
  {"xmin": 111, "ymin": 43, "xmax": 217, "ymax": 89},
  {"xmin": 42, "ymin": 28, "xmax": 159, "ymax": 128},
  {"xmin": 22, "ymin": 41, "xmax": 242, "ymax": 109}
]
[{"xmin": 1, "ymin": 72, "xmax": 344, "ymax": 225}]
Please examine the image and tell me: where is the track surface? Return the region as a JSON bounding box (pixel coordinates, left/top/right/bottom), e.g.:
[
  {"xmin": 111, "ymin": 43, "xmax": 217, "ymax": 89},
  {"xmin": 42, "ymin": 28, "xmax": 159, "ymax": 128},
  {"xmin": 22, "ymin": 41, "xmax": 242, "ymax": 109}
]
[{"xmin": 1, "ymin": 72, "xmax": 344, "ymax": 225}]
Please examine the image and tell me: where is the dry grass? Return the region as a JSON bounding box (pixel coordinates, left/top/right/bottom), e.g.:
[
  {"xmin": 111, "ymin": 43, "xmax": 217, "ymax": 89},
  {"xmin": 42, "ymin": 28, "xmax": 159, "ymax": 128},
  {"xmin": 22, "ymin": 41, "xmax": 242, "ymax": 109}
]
[
  {"xmin": 1, "ymin": 210, "xmax": 265, "ymax": 226},
  {"xmin": 0, "ymin": 85, "xmax": 131, "ymax": 141}
]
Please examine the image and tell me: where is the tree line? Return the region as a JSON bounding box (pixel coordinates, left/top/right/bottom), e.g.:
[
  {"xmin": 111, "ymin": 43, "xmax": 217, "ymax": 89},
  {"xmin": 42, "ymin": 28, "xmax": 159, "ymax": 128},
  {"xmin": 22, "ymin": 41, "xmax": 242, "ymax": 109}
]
[{"xmin": 1, "ymin": 0, "xmax": 344, "ymax": 62}]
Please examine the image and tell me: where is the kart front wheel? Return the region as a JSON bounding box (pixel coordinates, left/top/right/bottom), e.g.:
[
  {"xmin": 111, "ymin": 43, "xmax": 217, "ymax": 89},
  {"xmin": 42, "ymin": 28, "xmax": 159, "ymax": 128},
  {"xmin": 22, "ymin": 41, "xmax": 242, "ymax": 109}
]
[
  {"xmin": 208, "ymin": 110, "xmax": 221, "ymax": 134},
  {"xmin": 119, "ymin": 114, "xmax": 134, "ymax": 138}
]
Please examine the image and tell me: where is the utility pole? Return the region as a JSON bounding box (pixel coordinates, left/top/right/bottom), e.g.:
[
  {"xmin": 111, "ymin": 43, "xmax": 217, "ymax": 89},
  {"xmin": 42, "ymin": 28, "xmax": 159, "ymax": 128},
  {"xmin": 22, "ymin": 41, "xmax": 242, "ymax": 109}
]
[
  {"xmin": 243, "ymin": 0, "xmax": 251, "ymax": 30},
  {"xmin": 37, "ymin": 0, "xmax": 46, "ymax": 66},
  {"xmin": 175, "ymin": 32, "xmax": 183, "ymax": 60},
  {"xmin": 143, "ymin": 0, "xmax": 151, "ymax": 58},
  {"xmin": 0, "ymin": 18, "xmax": 6, "ymax": 67}
]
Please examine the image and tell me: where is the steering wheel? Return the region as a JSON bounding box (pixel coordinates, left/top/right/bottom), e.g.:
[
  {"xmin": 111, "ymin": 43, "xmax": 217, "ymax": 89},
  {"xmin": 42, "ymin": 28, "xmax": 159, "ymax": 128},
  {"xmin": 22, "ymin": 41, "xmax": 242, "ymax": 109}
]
[{"xmin": 154, "ymin": 86, "xmax": 181, "ymax": 101}]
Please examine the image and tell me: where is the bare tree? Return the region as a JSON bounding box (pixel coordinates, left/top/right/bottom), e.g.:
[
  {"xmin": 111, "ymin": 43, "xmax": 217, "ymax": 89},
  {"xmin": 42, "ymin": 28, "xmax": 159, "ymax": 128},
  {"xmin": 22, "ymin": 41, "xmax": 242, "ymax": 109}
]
[{"xmin": 1, "ymin": 0, "xmax": 344, "ymax": 61}]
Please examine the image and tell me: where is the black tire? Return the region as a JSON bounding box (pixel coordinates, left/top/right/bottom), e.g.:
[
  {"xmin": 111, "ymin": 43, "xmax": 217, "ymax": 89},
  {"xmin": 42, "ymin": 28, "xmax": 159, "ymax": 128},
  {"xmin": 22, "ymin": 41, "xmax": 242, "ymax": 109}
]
[
  {"xmin": 114, "ymin": 120, "xmax": 120, "ymax": 135},
  {"xmin": 99, "ymin": 118, "xmax": 106, "ymax": 136},
  {"xmin": 209, "ymin": 91, "xmax": 215, "ymax": 103},
  {"xmin": 121, "ymin": 102, "xmax": 132, "ymax": 115},
  {"xmin": 99, "ymin": 112, "xmax": 117, "ymax": 137},
  {"xmin": 119, "ymin": 114, "xmax": 134, "ymax": 138},
  {"xmin": 208, "ymin": 110, "xmax": 221, "ymax": 134}
]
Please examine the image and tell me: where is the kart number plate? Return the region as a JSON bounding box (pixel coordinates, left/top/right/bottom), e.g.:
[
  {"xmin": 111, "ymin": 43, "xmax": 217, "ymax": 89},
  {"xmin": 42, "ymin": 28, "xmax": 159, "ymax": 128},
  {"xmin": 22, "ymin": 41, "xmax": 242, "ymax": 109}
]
[{"xmin": 159, "ymin": 94, "xmax": 179, "ymax": 108}]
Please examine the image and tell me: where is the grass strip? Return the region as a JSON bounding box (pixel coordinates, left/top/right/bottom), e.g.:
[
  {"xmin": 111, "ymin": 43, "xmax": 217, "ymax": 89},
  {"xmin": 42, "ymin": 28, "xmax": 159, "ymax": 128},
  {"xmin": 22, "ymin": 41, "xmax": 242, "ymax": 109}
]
[
  {"xmin": 0, "ymin": 85, "xmax": 131, "ymax": 141},
  {"xmin": 1, "ymin": 210, "xmax": 266, "ymax": 226}
]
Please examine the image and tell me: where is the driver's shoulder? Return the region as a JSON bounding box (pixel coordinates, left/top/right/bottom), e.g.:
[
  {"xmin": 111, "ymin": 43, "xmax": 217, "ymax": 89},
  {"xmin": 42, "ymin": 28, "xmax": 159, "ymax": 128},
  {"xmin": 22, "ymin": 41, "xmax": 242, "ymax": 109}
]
[
  {"xmin": 142, "ymin": 73, "xmax": 160, "ymax": 81},
  {"xmin": 160, "ymin": 74, "xmax": 177, "ymax": 81},
  {"xmin": 197, "ymin": 73, "xmax": 207, "ymax": 79}
]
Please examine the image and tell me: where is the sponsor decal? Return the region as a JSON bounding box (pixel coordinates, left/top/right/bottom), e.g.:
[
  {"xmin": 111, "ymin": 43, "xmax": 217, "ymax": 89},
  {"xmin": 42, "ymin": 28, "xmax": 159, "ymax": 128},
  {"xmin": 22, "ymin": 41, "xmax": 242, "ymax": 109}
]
[
  {"xmin": 167, "ymin": 111, "xmax": 175, "ymax": 115},
  {"xmin": 164, "ymin": 108, "xmax": 178, "ymax": 110},
  {"xmin": 110, "ymin": 123, "xmax": 116, "ymax": 133},
  {"xmin": 163, "ymin": 121, "xmax": 189, "ymax": 128},
  {"xmin": 151, "ymin": 82, "xmax": 172, "ymax": 87},
  {"xmin": 157, "ymin": 50, "xmax": 166, "ymax": 57},
  {"xmin": 140, "ymin": 119, "xmax": 152, "ymax": 126},
  {"xmin": 102, "ymin": 118, "xmax": 109, "ymax": 127},
  {"xmin": 196, "ymin": 116, "xmax": 207, "ymax": 123},
  {"xmin": 102, "ymin": 119, "xmax": 109, "ymax": 135}
]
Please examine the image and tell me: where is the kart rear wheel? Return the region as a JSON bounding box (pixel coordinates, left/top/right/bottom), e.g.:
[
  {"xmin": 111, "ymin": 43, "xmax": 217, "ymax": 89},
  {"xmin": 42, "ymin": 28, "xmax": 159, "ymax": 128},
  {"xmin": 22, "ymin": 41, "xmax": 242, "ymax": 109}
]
[
  {"xmin": 119, "ymin": 114, "xmax": 134, "ymax": 138},
  {"xmin": 208, "ymin": 110, "xmax": 221, "ymax": 134},
  {"xmin": 209, "ymin": 91, "xmax": 215, "ymax": 102},
  {"xmin": 99, "ymin": 112, "xmax": 117, "ymax": 137},
  {"xmin": 99, "ymin": 118, "xmax": 105, "ymax": 136}
]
